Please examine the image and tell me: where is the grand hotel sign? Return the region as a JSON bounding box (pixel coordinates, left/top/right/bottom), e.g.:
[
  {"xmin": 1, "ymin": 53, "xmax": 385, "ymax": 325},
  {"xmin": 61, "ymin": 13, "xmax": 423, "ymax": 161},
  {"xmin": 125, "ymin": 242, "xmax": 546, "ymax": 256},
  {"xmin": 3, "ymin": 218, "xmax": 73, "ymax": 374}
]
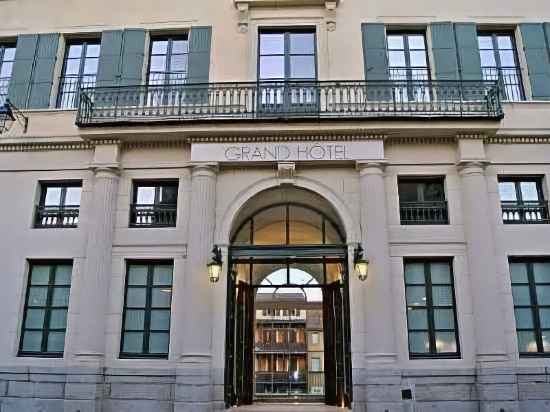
[{"xmin": 191, "ymin": 140, "xmax": 384, "ymax": 162}]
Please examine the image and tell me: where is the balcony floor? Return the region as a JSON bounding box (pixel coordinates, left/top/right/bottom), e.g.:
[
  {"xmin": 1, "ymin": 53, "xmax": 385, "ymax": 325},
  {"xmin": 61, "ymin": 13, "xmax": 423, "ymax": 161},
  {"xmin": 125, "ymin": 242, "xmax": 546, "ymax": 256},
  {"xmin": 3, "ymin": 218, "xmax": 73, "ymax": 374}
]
[{"xmin": 234, "ymin": 403, "xmax": 343, "ymax": 411}]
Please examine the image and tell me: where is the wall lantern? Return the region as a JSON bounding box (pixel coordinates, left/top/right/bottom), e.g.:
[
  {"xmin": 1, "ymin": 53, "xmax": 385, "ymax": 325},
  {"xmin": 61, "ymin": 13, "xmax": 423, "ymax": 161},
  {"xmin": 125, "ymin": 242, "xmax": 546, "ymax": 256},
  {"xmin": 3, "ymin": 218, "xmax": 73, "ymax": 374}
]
[
  {"xmin": 354, "ymin": 244, "xmax": 369, "ymax": 281},
  {"xmin": 207, "ymin": 246, "xmax": 223, "ymax": 283}
]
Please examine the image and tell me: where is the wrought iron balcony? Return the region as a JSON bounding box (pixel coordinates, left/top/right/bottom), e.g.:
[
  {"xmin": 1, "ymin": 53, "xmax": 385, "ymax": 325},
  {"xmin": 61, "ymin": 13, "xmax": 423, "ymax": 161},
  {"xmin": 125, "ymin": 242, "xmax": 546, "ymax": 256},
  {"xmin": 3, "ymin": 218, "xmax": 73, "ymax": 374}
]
[
  {"xmin": 482, "ymin": 67, "xmax": 525, "ymax": 102},
  {"xmin": 400, "ymin": 201, "xmax": 449, "ymax": 225},
  {"xmin": 0, "ymin": 76, "xmax": 9, "ymax": 106},
  {"xmin": 130, "ymin": 204, "xmax": 178, "ymax": 228},
  {"xmin": 35, "ymin": 205, "xmax": 80, "ymax": 228},
  {"xmin": 76, "ymin": 80, "xmax": 503, "ymax": 126},
  {"xmin": 255, "ymin": 341, "xmax": 307, "ymax": 353},
  {"xmin": 501, "ymin": 201, "xmax": 550, "ymax": 224}
]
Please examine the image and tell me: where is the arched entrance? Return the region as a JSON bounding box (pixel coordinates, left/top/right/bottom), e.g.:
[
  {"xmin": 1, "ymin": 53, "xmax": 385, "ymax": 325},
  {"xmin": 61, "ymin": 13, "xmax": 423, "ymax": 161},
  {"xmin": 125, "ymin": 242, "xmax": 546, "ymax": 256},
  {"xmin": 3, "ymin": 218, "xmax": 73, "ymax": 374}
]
[{"xmin": 224, "ymin": 187, "xmax": 352, "ymax": 408}]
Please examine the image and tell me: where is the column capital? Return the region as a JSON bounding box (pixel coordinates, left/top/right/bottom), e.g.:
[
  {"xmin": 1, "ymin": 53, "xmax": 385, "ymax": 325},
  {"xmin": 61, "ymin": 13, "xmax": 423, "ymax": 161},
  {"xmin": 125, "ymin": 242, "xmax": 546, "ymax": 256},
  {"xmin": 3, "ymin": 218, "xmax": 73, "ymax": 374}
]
[
  {"xmin": 456, "ymin": 159, "xmax": 490, "ymax": 175},
  {"xmin": 190, "ymin": 162, "xmax": 219, "ymax": 177},
  {"xmin": 356, "ymin": 160, "xmax": 388, "ymax": 175},
  {"xmin": 89, "ymin": 163, "xmax": 121, "ymax": 178}
]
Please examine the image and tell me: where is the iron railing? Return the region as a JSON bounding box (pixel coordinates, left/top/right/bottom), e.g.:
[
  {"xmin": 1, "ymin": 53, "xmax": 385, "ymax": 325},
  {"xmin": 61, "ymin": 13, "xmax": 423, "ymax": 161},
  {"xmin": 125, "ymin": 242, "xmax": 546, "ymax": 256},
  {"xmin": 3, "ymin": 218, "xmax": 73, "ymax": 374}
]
[
  {"xmin": 255, "ymin": 341, "xmax": 307, "ymax": 353},
  {"xmin": 57, "ymin": 74, "xmax": 97, "ymax": 109},
  {"xmin": 400, "ymin": 201, "xmax": 449, "ymax": 225},
  {"xmin": 130, "ymin": 203, "xmax": 178, "ymax": 227},
  {"xmin": 76, "ymin": 80, "xmax": 503, "ymax": 125},
  {"xmin": 0, "ymin": 76, "xmax": 10, "ymax": 106},
  {"xmin": 35, "ymin": 205, "xmax": 80, "ymax": 228},
  {"xmin": 501, "ymin": 201, "xmax": 549, "ymax": 224},
  {"xmin": 482, "ymin": 67, "xmax": 525, "ymax": 102}
]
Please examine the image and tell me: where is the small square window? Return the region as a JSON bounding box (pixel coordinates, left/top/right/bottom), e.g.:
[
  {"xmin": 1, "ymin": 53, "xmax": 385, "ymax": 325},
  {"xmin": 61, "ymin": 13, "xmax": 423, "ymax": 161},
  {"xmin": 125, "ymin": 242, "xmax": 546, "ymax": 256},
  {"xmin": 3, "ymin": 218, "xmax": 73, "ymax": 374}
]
[
  {"xmin": 130, "ymin": 181, "xmax": 178, "ymax": 227},
  {"xmin": 35, "ymin": 182, "xmax": 82, "ymax": 228},
  {"xmin": 498, "ymin": 177, "xmax": 548, "ymax": 224},
  {"xmin": 398, "ymin": 177, "xmax": 448, "ymax": 225}
]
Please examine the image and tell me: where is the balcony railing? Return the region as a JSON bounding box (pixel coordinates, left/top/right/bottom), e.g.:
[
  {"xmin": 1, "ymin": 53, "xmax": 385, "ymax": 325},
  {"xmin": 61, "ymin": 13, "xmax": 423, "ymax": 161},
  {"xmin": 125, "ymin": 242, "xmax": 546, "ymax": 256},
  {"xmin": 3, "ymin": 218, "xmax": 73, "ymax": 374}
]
[
  {"xmin": 255, "ymin": 341, "xmax": 307, "ymax": 353},
  {"xmin": 57, "ymin": 74, "xmax": 97, "ymax": 109},
  {"xmin": 482, "ymin": 67, "xmax": 525, "ymax": 102},
  {"xmin": 76, "ymin": 80, "xmax": 503, "ymax": 125},
  {"xmin": 35, "ymin": 205, "xmax": 80, "ymax": 228},
  {"xmin": 400, "ymin": 201, "xmax": 449, "ymax": 225},
  {"xmin": 0, "ymin": 76, "xmax": 10, "ymax": 106},
  {"xmin": 501, "ymin": 201, "xmax": 549, "ymax": 224},
  {"xmin": 130, "ymin": 203, "xmax": 177, "ymax": 227}
]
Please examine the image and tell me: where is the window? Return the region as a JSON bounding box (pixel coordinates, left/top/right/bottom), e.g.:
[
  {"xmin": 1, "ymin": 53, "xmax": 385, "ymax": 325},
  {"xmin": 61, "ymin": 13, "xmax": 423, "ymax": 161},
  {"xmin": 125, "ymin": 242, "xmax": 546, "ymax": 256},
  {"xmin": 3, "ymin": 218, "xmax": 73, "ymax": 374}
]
[
  {"xmin": 404, "ymin": 259, "xmax": 460, "ymax": 358},
  {"xmin": 398, "ymin": 177, "xmax": 448, "ymax": 225},
  {"xmin": 387, "ymin": 32, "xmax": 430, "ymax": 102},
  {"xmin": 0, "ymin": 43, "xmax": 16, "ymax": 105},
  {"xmin": 478, "ymin": 32, "xmax": 524, "ymax": 101},
  {"xmin": 311, "ymin": 332, "xmax": 320, "ymax": 345},
  {"xmin": 130, "ymin": 181, "xmax": 178, "ymax": 227},
  {"xmin": 120, "ymin": 261, "xmax": 173, "ymax": 358},
  {"xmin": 19, "ymin": 261, "xmax": 72, "ymax": 357},
  {"xmin": 311, "ymin": 357, "xmax": 321, "ymax": 372},
  {"xmin": 258, "ymin": 29, "xmax": 317, "ymax": 112},
  {"xmin": 509, "ymin": 259, "xmax": 550, "ymax": 355},
  {"xmin": 148, "ymin": 36, "xmax": 189, "ymax": 86},
  {"xmin": 35, "ymin": 182, "xmax": 82, "ymax": 228},
  {"xmin": 57, "ymin": 40, "xmax": 100, "ymax": 109},
  {"xmin": 498, "ymin": 177, "xmax": 548, "ymax": 224}
]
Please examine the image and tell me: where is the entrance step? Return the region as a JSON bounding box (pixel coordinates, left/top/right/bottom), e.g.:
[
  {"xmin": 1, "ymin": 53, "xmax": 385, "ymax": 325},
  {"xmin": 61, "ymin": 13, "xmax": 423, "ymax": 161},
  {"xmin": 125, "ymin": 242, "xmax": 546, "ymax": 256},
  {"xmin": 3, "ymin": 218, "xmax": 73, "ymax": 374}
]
[{"xmin": 233, "ymin": 403, "xmax": 343, "ymax": 411}]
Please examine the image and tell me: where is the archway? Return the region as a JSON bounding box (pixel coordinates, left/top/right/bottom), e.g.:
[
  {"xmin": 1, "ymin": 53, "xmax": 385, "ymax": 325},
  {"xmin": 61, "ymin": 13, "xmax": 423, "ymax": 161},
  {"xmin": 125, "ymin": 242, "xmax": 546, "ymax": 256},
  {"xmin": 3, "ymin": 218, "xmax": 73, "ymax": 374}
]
[{"xmin": 224, "ymin": 187, "xmax": 352, "ymax": 408}]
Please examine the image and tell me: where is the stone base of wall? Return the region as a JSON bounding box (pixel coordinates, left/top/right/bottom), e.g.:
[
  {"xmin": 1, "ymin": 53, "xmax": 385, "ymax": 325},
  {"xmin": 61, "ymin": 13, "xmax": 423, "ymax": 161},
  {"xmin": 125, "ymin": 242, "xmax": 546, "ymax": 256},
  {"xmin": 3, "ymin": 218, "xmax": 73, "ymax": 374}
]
[{"xmin": 0, "ymin": 366, "xmax": 549, "ymax": 411}]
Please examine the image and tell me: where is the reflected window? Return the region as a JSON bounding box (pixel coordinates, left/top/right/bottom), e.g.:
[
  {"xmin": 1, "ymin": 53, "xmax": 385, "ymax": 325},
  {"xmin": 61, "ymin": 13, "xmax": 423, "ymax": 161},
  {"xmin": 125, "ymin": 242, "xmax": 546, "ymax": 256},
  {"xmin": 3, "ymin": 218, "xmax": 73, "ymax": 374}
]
[
  {"xmin": 404, "ymin": 259, "xmax": 460, "ymax": 358},
  {"xmin": 478, "ymin": 32, "xmax": 525, "ymax": 101},
  {"xmin": 130, "ymin": 180, "xmax": 178, "ymax": 227},
  {"xmin": 498, "ymin": 176, "xmax": 548, "ymax": 224},
  {"xmin": 0, "ymin": 43, "xmax": 16, "ymax": 105},
  {"xmin": 19, "ymin": 261, "xmax": 73, "ymax": 357},
  {"xmin": 57, "ymin": 40, "xmax": 101, "ymax": 109},
  {"xmin": 120, "ymin": 261, "xmax": 173, "ymax": 358},
  {"xmin": 510, "ymin": 259, "xmax": 550, "ymax": 355},
  {"xmin": 35, "ymin": 181, "xmax": 82, "ymax": 228}
]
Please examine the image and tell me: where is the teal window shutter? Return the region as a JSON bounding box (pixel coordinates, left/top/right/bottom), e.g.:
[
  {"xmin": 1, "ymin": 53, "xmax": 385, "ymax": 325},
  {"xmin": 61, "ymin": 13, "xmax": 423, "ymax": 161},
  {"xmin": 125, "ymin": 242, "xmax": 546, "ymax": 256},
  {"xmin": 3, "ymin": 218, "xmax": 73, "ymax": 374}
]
[
  {"xmin": 520, "ymin": 23, "xmax": 550, "ymax": 100},
  {"xmin": 454, "ymin": 23, "xmax": 482, "ymax": 81},
  {"xmin": 121, "ymin": 29, "xmax": 146, "ymax": 86},
  {"xmin": 430, "ymin": 22, "xmax": 459, "ymax": 80},
  {"xmin": 7, "ymin": 34, "xmax": 38, "ymax": 108},
  {"xmin": 96, "ymin": 30, "xmax": 123, "ymax": 87},
  {"xmin": 188, "ymin": 26, "xmax": 212, "ymax": 84},
  {"xmin": 27, "ymin": 33, "xmax": 60, "ymax": 109},
  {"xmin": 361, "ymin": 23, "xmax": 388, "ymax": 81}
]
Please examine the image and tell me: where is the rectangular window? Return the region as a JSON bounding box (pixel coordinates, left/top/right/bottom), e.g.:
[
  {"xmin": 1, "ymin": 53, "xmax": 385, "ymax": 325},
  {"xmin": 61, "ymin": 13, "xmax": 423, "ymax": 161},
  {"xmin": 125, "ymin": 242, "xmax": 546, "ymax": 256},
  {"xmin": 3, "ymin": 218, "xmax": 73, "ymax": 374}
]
[
  {"xmin": 57, "ymin": 40, "xmax": 100, "ymax": 109},
  {"xmin": 478, "ymin": 32, "xmax": 525, "ymax": 101},
  {"xmin": 0, "ymin": 43, "xmax": 16, "ymax": 105},
  {"xmin": 130, "ymin": 180, "xmax": 178, "ymax": 227},
  {"xmin": 510, "ymin": 259, "xmax": 550, "ymax": 355},
  {"xmin": 498, "ymin": 176, "xmax": 548, "ymax": 224},
  {"xmin": 404, "ymin": 259, "xmax": 460, "ymax": 358},
  {"xmin": 120, "ymin": 261, "xmax": 173, "ymax": 358},
  {"xmin": 35, "ymin": 181, "xmax": 82, "ymax": 228},
  {"xmin": 19, "ymin": 261, "xmax": 73, "ymax": 357},
  {"xmin": 398, "ymin": 177, "xmax": 448, "ymax": 225},
  {"xmin": 311, "ymin": 357, "xmax": 321, "ymax": 372},
  {"xmin": 148, "ymin": 35, "xmax": 189, "ymax": 86},
  {"xmin": 311, "ymin": 332, "xmax": 320, "ymax": 345},
  {"xmin": 387, "ymin": 32, "xmax": 430, "ymax": 102}
]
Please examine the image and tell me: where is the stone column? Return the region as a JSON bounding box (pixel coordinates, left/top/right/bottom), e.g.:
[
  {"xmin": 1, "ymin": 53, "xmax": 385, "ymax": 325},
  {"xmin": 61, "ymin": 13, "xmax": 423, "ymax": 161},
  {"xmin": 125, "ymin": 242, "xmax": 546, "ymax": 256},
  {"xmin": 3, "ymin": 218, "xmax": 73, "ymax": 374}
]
[
  {"xmin": 75, "ymin": 143, "xmax": 121, "ymax": 362},
  {"xmin": 176, "ymin": 163, "xmax": 218, "ymax": 412},
  {"xmin": 457, "ymin": 157, "xmax": 507, "ymax": 362},
  {"xmin": 357, "ymin": 161, "xmax": 397, "ymax": 364}
]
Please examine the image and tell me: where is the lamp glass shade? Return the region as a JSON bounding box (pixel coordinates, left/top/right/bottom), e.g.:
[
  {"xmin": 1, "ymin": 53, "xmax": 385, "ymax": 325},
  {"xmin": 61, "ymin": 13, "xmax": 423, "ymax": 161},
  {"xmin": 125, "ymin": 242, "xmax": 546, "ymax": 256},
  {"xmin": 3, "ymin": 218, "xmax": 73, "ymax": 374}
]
[
  {"xmin": 355, "ymin": 259, "xmax": 369, "ymax": 281},
  {"xmin": 207, "ymin": 261, "xmax": 222, "ymax": 283}
]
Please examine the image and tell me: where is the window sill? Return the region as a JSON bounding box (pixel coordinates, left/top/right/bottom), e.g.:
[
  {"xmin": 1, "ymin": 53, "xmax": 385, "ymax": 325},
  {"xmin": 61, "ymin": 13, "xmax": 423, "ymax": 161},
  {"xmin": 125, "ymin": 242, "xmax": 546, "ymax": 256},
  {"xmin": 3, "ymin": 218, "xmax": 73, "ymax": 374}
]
[
  {"xmin": 18, "ymin": 352, "xmax": 64, "ymax": 358},
  {"xmin": 409, "ymin": 354, "xmax": 461, "ymax": 360},
  {"xmin": 119, "ymin": 354, "xmax": 169, "ymax": 360}
]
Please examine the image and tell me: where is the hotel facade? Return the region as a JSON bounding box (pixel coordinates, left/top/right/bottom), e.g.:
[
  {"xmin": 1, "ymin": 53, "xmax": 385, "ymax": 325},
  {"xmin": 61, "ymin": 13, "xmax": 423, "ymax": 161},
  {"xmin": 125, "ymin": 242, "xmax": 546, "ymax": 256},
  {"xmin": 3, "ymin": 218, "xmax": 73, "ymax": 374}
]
[{"xmin": 1, "ymin": 0, "xmax": 550, "ymax": 411}]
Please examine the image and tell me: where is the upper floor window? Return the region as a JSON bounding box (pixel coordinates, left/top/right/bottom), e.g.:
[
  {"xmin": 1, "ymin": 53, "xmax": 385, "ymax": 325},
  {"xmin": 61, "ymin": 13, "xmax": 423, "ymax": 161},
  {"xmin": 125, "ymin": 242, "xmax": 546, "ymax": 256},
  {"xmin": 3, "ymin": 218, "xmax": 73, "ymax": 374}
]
[
  {"xmin": 0, "ymin": 44, "xmax": 16, "ymax": 105},
  {"xmin": 35, "ymin": 182, "xmax": 82, "ymax": 228},
  {"xmin": 498, "ymin": 177, "xmax": 548, "ymax": 224},
  {"xmin": 130, "ymin": 180, "xmax": 178, "ymax": 228},
  {"xmin": 398, "ymin": 177, "xmax": 448, "ymax": 225},
  {"xmin": 19, "ymin": 261, "xmax": 73, "ymax": 357},
  {"xmin": 478, "ymin": 32, "xmax": 525, "ymax": 101},
  {"xmin": 148, "ymin": 36, "xmax": 189, "ymax": 86},
  {"xmin": 510, "ymin": 259, "xmax": 550, "ymax": 355},
  {"xmin": 404, "ymin": 259, "xmax": 460, "ymax": 358},
  {"xmin": 57, "ymin": 40, "xmax": 100, "ymax": 109}
]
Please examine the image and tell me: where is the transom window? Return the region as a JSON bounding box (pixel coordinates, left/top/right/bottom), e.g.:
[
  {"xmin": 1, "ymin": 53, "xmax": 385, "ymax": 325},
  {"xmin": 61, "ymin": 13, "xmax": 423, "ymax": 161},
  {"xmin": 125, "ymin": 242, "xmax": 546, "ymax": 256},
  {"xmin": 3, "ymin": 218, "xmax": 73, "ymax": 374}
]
[
  {"xmin": 130, "ymin": 180, "xmax": 178, "ymax": 227},
  {"xmin": 498, "ymin": 177, "xmax": 548, "ymax": 224},
  {"xmin": 57, "ymin": 40, "xmax": 100, "ymax": 109},
  {"xmin": 35, "ymin": 182, "xmax": 82, "ymax": 228},
  {"xmin": 398, "ymin": 177, "xmax": 448, "ymax": 225},
  {"xmin": 478, "ymin": 32, "xmax": 525, "ymax": 101},
  {"xmin": 19, "ymin": 261, "xmax": 72, "ymax": 357},
  {"xmin": 0, "ymin": 43, "xmax": 16, "ymax": 105},
  {"xmin": 404, "ymin": 259, "xmax": 460, "ymax": 358},
  {"xmin": 509, "ymin": 259, "xmax": 550, "ymax": 355},
  {"xmin": 148, "ymin": 36, "xmax": 189, "ymax": 86},
  {"xmin": 120, "ymin": 261, "xmax": 173, "ymax": 358}
]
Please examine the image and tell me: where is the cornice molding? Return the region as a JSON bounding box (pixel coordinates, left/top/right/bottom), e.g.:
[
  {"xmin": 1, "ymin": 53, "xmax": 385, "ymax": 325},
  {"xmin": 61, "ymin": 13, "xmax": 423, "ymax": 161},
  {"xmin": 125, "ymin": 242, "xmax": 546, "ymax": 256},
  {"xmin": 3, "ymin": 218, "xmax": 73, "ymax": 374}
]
[
  {"xmin": 486, "ymin": 136, "xmax": 550, "ymax": 144},
  {"xmin": 0, "ymin": 141, "xmax": 93, "ymax": 152},
  {"xmin": 386, "ymin": 136, "xmax": 457, "ymax": 145},
  {"xmin": 188, "ymin": 133, "xmax": 386, "ymax": 143}
]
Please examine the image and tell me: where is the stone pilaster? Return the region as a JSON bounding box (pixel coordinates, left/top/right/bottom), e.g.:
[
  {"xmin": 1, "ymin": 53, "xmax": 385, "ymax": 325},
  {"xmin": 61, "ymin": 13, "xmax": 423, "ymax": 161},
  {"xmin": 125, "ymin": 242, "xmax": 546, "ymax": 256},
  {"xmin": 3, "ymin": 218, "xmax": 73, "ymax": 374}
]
[
  {"xmin": 74, "ymin": 143, "xmax": 120, "ymax": 363},
  {"xmin": 175, "ymin": 163, "xmax": 218, "ymax": 412}
]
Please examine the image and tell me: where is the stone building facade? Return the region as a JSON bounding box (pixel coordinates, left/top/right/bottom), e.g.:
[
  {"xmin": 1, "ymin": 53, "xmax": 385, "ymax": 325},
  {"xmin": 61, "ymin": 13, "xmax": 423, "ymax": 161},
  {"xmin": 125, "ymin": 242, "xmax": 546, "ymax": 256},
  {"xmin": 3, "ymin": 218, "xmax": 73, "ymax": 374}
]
[{"xmin": 0, "ymin": 0, "xmax": 550, "ymax": 411}]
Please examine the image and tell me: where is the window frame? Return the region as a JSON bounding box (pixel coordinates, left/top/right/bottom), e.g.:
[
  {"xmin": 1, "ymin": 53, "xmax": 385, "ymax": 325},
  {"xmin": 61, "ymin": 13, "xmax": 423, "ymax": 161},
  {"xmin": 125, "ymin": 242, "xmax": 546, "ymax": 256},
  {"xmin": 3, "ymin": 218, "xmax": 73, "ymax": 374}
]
[
  {"xmin": 0, "ymin": 42, "xmax": 16, "ymax": 105},
  {"xmin": 509, "ymin": 257, "xmax": 550, "ymax": 357},
  {"xmin": 498, "ymin": 176, "xmax": 548, "ymax": 224},
  {"xmin": 129, "ymin": 180, "xmax": 179, "ymax": 228},
  {"xmin": 404, "ymin": 258, "xmax": 461, "ymax": 359},
  {"xmin": 34, "ymin": 180, "xmax": 83, "ymax": 229},
  {"xmin": 119, "ymin": 260, "xmax": 174, "ymax": 359},
  {"xmin": 56, "ymin": 39, "xmax": 101, "ymax": 109},
  {"xmin": 18, "ymin": 260, "xmax": 73, "ymax": 358},
  {"xmin": 147, "ymin": 34, "xmax": 189, "ymax": 86},
  {"xmin": 397, "ymin": 176, "xmax": 449, "ymax": 225},
  {"xmin": 385, "ymin": 31, "xmax": 431, "ymax": 81}
]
